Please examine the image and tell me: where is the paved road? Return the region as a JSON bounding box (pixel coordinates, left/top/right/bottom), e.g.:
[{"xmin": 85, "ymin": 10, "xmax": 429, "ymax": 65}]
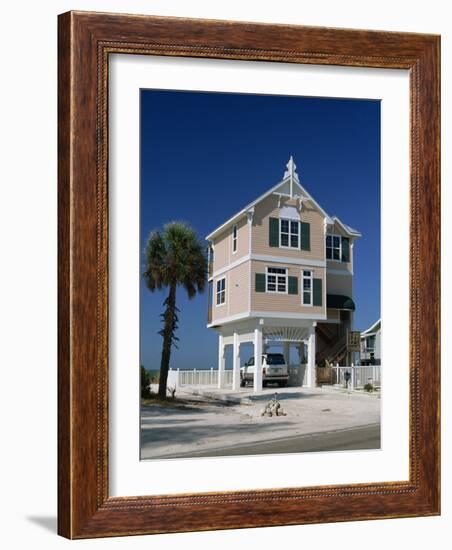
[{"xmin": 155, "ymin": 423, "xmax": 380, "ymax": 459}]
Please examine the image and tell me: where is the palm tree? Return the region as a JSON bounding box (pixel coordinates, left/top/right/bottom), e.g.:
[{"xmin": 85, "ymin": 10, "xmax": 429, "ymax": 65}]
[{"xmin": 143, "ymin": 222, "xmax": 207, "ymax": 399}]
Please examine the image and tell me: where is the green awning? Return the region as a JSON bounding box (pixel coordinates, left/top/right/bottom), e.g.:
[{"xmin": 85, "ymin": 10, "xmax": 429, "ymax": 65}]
[{"xmin": 327, "ymin": 294, "xmax": 356, "ymax": 311}]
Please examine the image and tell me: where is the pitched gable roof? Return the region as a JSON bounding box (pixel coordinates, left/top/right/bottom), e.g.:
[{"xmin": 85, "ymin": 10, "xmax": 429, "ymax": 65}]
[
  {"xmin": 206, "ymin": 156, "xmax": 334, "ymax": 241},
  {"xmin": 332, "ymin": 216, "xmax": 362, "ymax": 237},
  {"xmin": 361, "ymin": 319, "xmax": 381, "ymax": 335}
]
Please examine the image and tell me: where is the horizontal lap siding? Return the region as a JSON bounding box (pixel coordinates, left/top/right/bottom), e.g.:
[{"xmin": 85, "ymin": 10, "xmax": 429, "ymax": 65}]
[
  {"xmin": 251, "ymin": 260, "xmax": 325, "ymax": 316},
  {"xmin": 331, "ymin": 219, "xmax": 350, "ymax": 238},
  {"xmin": 227, "ymin": 261, "xmax": 250, "ymax": 317},
  {"xmin": 211, "ymin": 216, "xmax": 249, "ymax": 272},
  {"xmin": 211, "ymin": 261, "xmax": 250, "ymax": 323},
  {"xmin": 252, "ymin": 195, "xmax": 325, "ymax": 260},
  {"xmin": 327, "ymin": 260, "xmax": 352, "ymax": 272}
]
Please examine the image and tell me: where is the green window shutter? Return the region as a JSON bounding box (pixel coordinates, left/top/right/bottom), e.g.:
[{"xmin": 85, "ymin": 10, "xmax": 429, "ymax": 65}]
[
  {"xmin": 255, "ymin": 273, "xmax": 266, "ymax": 292},
  {"xmin": 341, "ymin": 237, "xmax": 350, "ymax": 262},
  {"xmin": 300, "ymin": 222, "xmax": 311, "ymax": 251},
  {"xmin": 313, "ymin": 278, "xmax": 322, "ymax": 306},
  {"xmin": 269, "ymin": 217, "xmax": 279, "ymax": 247},
  {"xmin": 288, "ymin": 276, "xmax": 298, "ymax": 295}
]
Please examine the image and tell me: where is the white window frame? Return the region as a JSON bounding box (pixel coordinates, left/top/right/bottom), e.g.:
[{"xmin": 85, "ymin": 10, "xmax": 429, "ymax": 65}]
[
  {"xmin": 326, "ymin": 233, "xmax": 342, "ymax": 262},
  {"xmin": 232, "ymin": 224, "xmax": 238, "ymax": 254},
  {"xmin": 265, "ymin": 266, "xmax": 288, "ymax": 294},
  {"xmin": 215, "ymin": 277, "xmax": 226, "ymax": 306},
  {"xmin": 302, "ymin": 269, "xmax": 313, "ymax": 306},
  {"xmin": 279, "ymin": 218, "xmax": 300, "ymax": 249}
]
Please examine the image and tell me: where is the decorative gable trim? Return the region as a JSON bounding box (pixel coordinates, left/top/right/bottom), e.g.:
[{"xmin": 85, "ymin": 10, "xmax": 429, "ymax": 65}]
[{"xmin": 206, "ymin": 156, "xmax": 334, "ymax": 241}]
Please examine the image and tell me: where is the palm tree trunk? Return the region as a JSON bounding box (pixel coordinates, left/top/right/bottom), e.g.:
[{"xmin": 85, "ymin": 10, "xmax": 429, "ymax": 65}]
[{"xmin": 158, "ymin": 283, "xmax": 177, "ymax": 400}]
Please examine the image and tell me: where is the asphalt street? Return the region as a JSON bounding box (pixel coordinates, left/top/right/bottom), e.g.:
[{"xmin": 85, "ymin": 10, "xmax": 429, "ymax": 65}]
[{"xmin": 154, "ymin": 423, "xmax": 381, "ymax": 459}]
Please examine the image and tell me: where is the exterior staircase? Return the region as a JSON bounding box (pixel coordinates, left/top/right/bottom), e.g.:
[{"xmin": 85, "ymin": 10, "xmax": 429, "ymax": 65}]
[{"xmin": 316, "ymin": 323, "xmax": 348, "ymax": 367}]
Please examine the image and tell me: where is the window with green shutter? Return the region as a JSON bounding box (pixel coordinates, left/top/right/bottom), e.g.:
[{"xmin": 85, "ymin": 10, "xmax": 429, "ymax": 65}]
[
  {"xmin": 288, "ymin": 276, "xmax": 298, "ymax": 295},
  {"xmin": 269, "ymin": 217, "xmax": 279, "ymax": 247},
  {"xmin": 255, "ymin": 273, "xmax": 266, "ymax": 292},
  {"xmin": 341, "ymin": 237, "xmax": 350, "ymax": 262},
  {"xmin": 313, "ymin": 278, "xmax": 322, "ymax": 306},
  {"xmin": 266, "ymin": 267, "xmax": 287, "ymax": 293},
  {"xmin": 300, "ymin": 222, "xmax": 311, "ymax": 251}
]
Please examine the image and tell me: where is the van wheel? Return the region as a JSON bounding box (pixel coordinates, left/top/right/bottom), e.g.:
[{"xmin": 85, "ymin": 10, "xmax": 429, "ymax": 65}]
[{"xmin": 240, "ymin": 379, "xmax": 246, "ymax": 387}]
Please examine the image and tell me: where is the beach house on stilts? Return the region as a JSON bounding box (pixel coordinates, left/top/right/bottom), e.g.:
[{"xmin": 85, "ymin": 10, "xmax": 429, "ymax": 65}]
[{"xmin": 206, "ymin": 157, "xmax": 361, "ymax": 392}]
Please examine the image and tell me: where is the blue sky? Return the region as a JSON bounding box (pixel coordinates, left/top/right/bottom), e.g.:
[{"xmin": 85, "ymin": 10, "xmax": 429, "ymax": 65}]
[{"xmin": 140, "ymin": 90, "xmax": 380, "ymax": 371}]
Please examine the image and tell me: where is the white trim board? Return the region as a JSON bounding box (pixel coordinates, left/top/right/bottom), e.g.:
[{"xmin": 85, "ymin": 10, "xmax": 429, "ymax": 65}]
[
  {"xmin": 208, "ymin": 310, "xmax": 328, "ymax": 328},
  {"xmin": 210, "ymin": 254, "xmax": 250, "ymax": 279},
  {"xmin": 205, "ymin": 175, "xmax": 334, "ymax": 241},
  {"xmin": 210, "ymin": 253, "xmax": 326, "ymax": 281},
  {"xmin": 252, "ymin": 254, "xmax": 326, "ymax": 268},
  {"xmin": 327, "ymin": 268, "xmax": 353, "ymax": 276}
]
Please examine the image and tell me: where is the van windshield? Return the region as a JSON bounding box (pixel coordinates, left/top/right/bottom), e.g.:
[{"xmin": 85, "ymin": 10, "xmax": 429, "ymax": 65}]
[{"xmin": 266, "ymin": 354, "xmax": 286, "ymax": 365}]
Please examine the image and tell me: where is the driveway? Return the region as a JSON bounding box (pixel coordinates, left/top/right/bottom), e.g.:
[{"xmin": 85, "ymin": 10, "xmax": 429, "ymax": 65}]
[{"xmin": 140, "ymin": 387, "xmax": 380, "ymax": 460}]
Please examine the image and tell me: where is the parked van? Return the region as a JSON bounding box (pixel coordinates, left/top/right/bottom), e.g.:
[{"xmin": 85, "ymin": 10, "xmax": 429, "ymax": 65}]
[{"xmin": 240, "ymin": 353, "xmax": 289, "ymax": 387}]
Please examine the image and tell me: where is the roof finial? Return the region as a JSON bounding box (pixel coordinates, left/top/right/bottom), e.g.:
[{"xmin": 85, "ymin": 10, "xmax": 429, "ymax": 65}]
[{"xmin": 283, "ymin": 155, "xmax": 299, "ymax": 182}]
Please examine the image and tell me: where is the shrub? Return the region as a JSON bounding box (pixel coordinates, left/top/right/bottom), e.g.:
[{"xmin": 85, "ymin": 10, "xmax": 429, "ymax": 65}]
[{"xmin": 140, "ymin": 366, "xmax": 152, "ymax": 398}]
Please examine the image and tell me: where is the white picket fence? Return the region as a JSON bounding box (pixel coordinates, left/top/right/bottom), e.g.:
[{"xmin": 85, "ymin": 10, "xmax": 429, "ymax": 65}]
[
  {"xmin": 167, "ymin": 365, "xmax": 380, "ymax": 391},
  {"xmin": 168, "ymin": 368, "xmax": 233, "ymax": 388},
  {"xmin": 332, "ymin": 365, "xmax": 381, "ymax": 389}
]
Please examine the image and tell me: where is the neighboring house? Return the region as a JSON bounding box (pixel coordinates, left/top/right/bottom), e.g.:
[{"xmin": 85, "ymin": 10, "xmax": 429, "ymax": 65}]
[
  {"xmin": 206, "ymin": 157, "xmax": 361, "ymax": 392},
  {"xmin": 360, "ymin": 319, "xmax": 381, "ymax": 365}
]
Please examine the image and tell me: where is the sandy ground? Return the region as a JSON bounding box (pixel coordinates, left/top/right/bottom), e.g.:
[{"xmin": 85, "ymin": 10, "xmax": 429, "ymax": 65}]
[{"xmin": 141, "ymin": 386, "xmax": 380, "ymax": 459}]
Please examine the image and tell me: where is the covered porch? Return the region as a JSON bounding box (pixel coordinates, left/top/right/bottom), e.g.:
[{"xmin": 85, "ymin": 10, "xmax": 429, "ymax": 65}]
[{"xmin": 215, "ymin": 318, "xmax": 317, "ymax": 393}]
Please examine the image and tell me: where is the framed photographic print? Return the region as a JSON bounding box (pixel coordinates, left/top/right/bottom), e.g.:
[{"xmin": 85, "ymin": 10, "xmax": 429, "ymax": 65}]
[{"xmin": 58, "ymin": 11, "xmax": 440, "ymax": 538}]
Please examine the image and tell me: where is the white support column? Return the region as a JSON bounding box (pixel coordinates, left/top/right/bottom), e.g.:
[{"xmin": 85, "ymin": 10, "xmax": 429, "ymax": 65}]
[
  {"xmin": 283, "ymin": 341, "xmax": 290, "ymax": 367},
  {"xmin": 297, "ymin": 341, "xmax": 307, "ymax": 386},
  {"xmin": 306, "ymin": 324, "xmax": 317, "ymax": 388},
  {"xmin": 232, "ymin": 332, "xmax": 240, "ymax": 391},
  {"xmin": 253, "ymin": 325, "xmax": 263, "ymax": 392},
  {"xmin": 217, "ymin": 334, "xmax": 225, "ymax": 389},
  {"xmin": 300, "ymin": 341, "xmax": 307, "ymax": 364}
]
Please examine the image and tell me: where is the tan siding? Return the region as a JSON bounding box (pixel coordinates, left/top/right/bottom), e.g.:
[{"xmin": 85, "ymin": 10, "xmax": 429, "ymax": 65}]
[
  {"xmin": 211, "ymin": 216, "xmax": 249, "ymax": 272},
  {"xmin": 251, "ymin": 260, "xmax": 325, "ymax": 316},
  {"xmin": 331, "ymin": 220, "xmax": 349, "ymax": 237},
  {"xmin": 212, "ymin": 230, "xmax": 229, "ymax": 271},
  {"xmin": 326, "ymin": 273, "xmax": 353, "ymax": 296},
  {"xmin": 251, "ymin": 194, "xmax": 325, "ymax": 261},
  {"xmin": 211, "ymin": 261, "xmax": 250, "ymax": 323},
  {"xmin": 227, "ymin": 261, "xmax": 250, "ymax": 317},
  {"xmin": 327, "ymin": 260, "xmax": 352, "ymax": 272},
  {"xmin": 210, "ymin": 275, "xmax": 227, "ymax": 323},
  {"xmin": 234, "ymin": 216, "xmax": 249, "ymax": 259}
]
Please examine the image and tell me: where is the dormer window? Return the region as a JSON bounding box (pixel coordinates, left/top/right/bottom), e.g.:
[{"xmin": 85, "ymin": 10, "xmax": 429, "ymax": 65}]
[{"xmin": 232, "ymin": 224, "xmax": 237, "ymax": 253}]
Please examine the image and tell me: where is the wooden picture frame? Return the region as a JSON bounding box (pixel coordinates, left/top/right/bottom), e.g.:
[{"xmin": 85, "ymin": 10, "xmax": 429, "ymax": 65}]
[{"xmin": 58, "ymin": 11, "xmax": 440, "ymax": 539}]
